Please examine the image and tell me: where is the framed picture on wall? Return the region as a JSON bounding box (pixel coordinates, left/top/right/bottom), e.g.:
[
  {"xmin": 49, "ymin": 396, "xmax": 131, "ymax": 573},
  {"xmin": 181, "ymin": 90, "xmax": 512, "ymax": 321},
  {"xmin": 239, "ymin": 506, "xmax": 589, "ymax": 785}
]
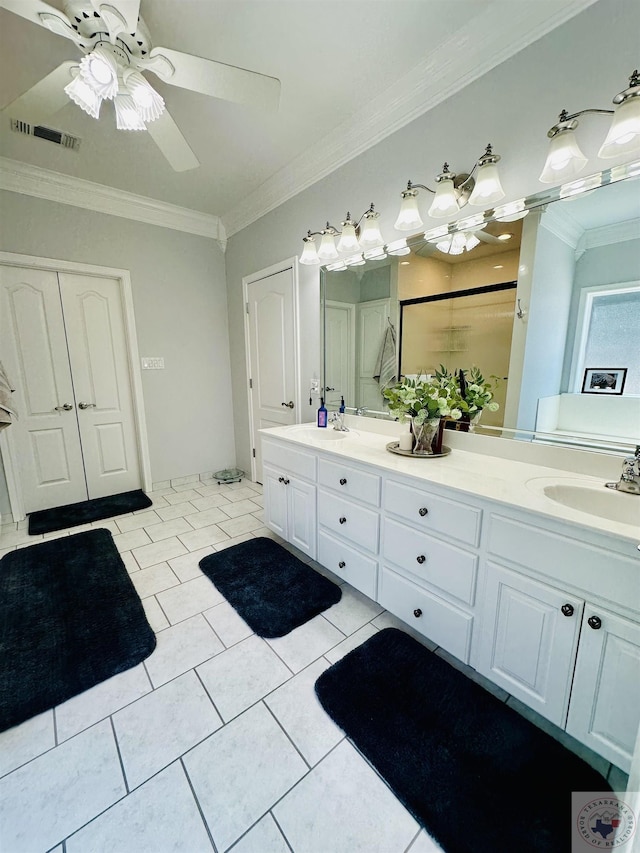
[{"xmin": 581, "ymin": 368, "xmax": 627, "ymax": 395}]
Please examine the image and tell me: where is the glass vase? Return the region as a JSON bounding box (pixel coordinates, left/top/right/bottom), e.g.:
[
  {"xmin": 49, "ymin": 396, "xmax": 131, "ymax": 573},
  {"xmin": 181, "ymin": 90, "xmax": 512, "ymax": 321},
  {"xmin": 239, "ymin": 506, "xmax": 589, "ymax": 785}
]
[{"xmin": 410, "ymin": 416, "xmax": 441, "ymax": 455}]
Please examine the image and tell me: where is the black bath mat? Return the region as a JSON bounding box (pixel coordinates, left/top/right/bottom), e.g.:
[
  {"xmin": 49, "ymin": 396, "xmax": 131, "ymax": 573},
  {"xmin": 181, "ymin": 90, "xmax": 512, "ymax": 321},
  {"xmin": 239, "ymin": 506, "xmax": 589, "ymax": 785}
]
[
  {"xmin": 199, "ymin": 537, "xmax": 341, "ymax": 638},
  {"xmin": 0, "ymin": 528, "xmax": 156, "ymax": 732},
  {"xmin": 28, "ymin": 489, "xmax": 152, "ymax": 535},
  {"xmin": 315, "ymin": 628, "xmax": 611, "ymax": 853}
]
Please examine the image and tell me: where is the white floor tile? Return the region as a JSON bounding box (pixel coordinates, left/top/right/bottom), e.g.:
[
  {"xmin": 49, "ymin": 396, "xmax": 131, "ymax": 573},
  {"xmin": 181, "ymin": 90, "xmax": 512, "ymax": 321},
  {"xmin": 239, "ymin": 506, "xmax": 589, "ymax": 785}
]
[
  {"xmin": 155, "ymin": 575, "xmax": 225, "ymax": 624},
  {"xmin": 0, "ymin": 711, "xmax": 55, "ymax": 778},
  {"xmin": 130, "ymin": 561, "xmax": 180, "ymax": 598},
  {"xmin": 193, "ymin": 484, "xmax": 225, "ymax": 498},
  {"xmin": 112, "ymin": 528, "xmax": 151, "ymax": 553},
  {"xmin": 324, "ymin": 623, "xmax": 379, "ymax": 664},
  {"xmin": 266, "ymin": 615, "xmax": 345, "ymax": 673},
  {"xmin": 115, "ymin": 510, "xmax": 161, "ymax": 534},
  {"xmin": 203, "ymin": 600, "xmax": 253, "ymax": 647},
  {"xmin": 220, "ymin": 499, "xmax": 262, "ymax": 519},
  {"xmin": 144, "ymin": 614, "xmax": 224, "ymax": 688},
  {"xmin": 168, "ymin": 546, "xmax": 213, "ymax": 582},
  {"xmin": 224, "ymin": 488, "xmax": 260, "ymax": 502},
  {"xmin": 142, "ymin": 595, "xmax": 170, "ymax": 632},
  {"xmin": 56, "ymin": 664, "xmax": 152, "ymax": 743},
  {"xmin": 197, "ymin": 635, "xmax": 291, "ymax": 722},
  {"xmin": 274, "ymin": 740, "xmax": 419, "ymax": 853},
  {"xmin": 119, "ymin": 550, "xmax": 140, "ymax": 574},
  {"xmin": 0, "ymin": 527, "xmax": 36, "ymax": 548},
  {"xmin": 90, "ymin": 519, "xmax": 121, "ymax": 534},
  {"xmin": 177, "ymin": 524, "xmax": 230, "ymax": 551},
  {"xmin": 164, "ymin": 489, "xmax": 201, "ymax": 504},
  {"xmin": 66, "ymin": 762, "xmax": 213, "ymax": 853},
  {"xmin": 322, "ymin": 585, "xmax": 384, "ymax": 635},
  {"xmin": 0, "ymin": 719, "xmax": 125, "ymax": 853},
  {"xmin": 113, "ymin": 671, "xmax": 222, "ymax": 790},
  {"xmin": 213, "ymin": 533, "xmax": 255, "ymax": 551},
  {"xmin": 145, "ymin": 516, "xmax": 195, "ymax": 542},
  {"xmin": 144, "ymin": 494, "xmax": 169, "ymax": 510},
  {"xmin": 190, "ymin": 494, "xmax": 233, "ymax": 512},
  {"xmin": 185, "ymin": 507, "xmax": 229, "ymax": 528},
  {"xmin": 183, "ymin": 703, "xmax": 307, "ymax": 852},
  {"xmin": 265, "ymin": 659, "xmax": 343, "ymax": 766},
  {"xmin": 132, "ymin": 537, "xmax": 188, "ymax": 569},
  {"xmin": 231, "ymin": 814, "xmax": 290, "ymax": 853},
  {"xmin": 155, "ymin": 502, "xmax": 199, "ymax": 522},
  {"xmin": 217, "ymin": 514, "xmax": 265, "ymax": 538}
]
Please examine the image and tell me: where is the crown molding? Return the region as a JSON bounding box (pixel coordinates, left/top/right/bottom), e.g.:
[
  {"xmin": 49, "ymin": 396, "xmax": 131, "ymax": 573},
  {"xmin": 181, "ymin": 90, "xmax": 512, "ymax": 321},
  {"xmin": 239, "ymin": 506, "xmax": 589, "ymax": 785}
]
[
  {"xmin": 580, "ymin": 218, "xmax": 640, "ymax": 252},
  {"xmin": 0, "ymin": 157, "xmax": 225, "ymax": 246},
  {"xmin": 222, "ymin": 0, "xmax": 599, "ymax": 237},
  {"xmin": 541, "ymin": 203, "xmax": 585, "ymax": 249}
]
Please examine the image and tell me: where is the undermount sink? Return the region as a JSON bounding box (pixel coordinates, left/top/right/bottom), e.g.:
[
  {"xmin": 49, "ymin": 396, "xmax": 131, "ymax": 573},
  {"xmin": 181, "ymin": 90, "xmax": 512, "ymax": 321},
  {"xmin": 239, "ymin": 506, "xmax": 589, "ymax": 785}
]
[
  {"xmin": 290, "ymin": 425, "xmax": 359, "ymax": 442},
  {"xmin": 526, "ymin": 477, "xmax": 640, "ymax": 526}
]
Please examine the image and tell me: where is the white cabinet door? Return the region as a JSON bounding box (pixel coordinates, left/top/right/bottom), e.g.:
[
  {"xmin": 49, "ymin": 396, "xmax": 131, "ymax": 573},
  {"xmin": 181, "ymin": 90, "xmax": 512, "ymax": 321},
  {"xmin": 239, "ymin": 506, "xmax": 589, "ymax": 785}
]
[
  {"xmin": 567, "ymin": 608, "xmax": 640, "ymax": 772},
  {"xmin": 287, "ymin": 476, "xmax": 316, "ymax": 559},
  {"xmin": 263, "ymin": 465, "xmax": 288, "ymax": 539},
  {"xmin": 477, "ymin": 563, "xmax": 583, "ymax": 726}
]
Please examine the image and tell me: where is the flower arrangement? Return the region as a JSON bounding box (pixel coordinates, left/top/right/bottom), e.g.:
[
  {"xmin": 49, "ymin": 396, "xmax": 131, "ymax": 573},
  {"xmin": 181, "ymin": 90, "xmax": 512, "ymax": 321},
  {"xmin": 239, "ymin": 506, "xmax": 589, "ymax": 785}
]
[
  {"xmin": 382, "ymin": 374, "xmax": 463, "ymax": 425},
  {"xmin": 435, "ymin": 365, "xmax": 500, "ymax": 418}
]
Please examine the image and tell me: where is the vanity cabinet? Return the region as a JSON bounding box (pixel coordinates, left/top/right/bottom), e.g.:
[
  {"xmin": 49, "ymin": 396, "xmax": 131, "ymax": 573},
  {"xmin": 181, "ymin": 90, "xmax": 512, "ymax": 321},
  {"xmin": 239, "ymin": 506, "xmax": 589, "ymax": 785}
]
[{"xmin": 262, "ymin": 439, "xmax": 317, "ymax": 559}]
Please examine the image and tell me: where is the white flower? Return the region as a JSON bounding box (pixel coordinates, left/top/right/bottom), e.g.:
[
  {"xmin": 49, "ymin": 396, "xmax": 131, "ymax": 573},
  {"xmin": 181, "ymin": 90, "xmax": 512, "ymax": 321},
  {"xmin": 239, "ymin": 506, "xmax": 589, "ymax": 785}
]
[
  {"xmin": 449, "ymin": 408, "xmax": 462, "ymax": 420},
  {"xmin": 487, "ymin": 401, "xmax": 500, "ymax": 412}
]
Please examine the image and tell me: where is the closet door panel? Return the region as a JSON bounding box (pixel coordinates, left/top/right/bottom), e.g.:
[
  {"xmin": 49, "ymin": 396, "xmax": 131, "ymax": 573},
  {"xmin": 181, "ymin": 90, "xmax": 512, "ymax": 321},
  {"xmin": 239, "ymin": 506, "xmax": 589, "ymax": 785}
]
[
  {"xmin": 59, "ymin": 273, "xmax": 141, "ymax": 498},
  {"xmin": 0, "ymin": 265, "xmax": 87, "ymax": 510}
]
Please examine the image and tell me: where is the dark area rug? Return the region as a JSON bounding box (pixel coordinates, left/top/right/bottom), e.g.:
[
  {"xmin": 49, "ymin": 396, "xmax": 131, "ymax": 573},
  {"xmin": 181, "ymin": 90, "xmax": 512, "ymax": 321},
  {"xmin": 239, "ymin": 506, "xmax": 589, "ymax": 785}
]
[
  {"xmin": 28, "ymin": 489, "xmax": 152, "ymax": 535},
  {"xmin": 0, "ymin": 528, "xmax": 156, "ymax": 733},
  {"xmin": 315, "ymin": 627, "xmax": 611, "ymax": 853},
  {"xmin": 199, "ymin": 537, "xmax": 341, "ymax": 638}
]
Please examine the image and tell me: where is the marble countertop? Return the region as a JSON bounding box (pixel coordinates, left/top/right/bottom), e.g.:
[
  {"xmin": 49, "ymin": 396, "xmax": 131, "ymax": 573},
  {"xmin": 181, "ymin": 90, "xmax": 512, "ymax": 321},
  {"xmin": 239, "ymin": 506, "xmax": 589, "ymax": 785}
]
[{"xmin": 261, "ymin": 422, "xmax": 640, "ymax": 546}]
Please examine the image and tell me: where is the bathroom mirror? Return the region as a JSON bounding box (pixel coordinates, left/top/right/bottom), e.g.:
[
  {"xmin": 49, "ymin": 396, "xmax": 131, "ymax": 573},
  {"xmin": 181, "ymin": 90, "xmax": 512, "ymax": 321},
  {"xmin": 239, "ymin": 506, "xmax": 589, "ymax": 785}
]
[{"xmin": 320, "ymin": 163, "xmax": 640, "ymax": 452}]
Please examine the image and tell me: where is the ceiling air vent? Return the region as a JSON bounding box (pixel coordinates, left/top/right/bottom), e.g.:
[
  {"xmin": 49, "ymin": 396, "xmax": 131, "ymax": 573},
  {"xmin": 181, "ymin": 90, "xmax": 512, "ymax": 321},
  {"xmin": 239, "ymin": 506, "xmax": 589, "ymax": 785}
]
[{"xmin": 10, "ymin": 119, "xmax": 81, "ymax": 152}]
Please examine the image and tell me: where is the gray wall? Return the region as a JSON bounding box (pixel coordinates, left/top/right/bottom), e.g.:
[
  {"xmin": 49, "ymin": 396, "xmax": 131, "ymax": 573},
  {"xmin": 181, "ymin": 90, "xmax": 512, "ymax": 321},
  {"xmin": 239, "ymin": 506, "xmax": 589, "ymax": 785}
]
[
  {"xmin": 224, "ymin": 0, "xmax": 640, "ymax": 475},
  {"xmin": 0, "ymin": 192, "xmax": 235, "ymax": 493}
]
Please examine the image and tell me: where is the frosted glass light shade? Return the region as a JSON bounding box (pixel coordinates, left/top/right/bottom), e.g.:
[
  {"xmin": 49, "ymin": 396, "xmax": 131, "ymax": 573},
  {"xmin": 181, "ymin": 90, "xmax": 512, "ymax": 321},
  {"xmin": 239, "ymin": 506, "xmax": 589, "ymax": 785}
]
[
  {"xmin": 299, "ymin": 237, "xmax": 320, "ymax": 265},
  {"xmin": 124, "ymin": 71, "xmax": 165, "ymax": 123},
  {"xmin": 317, "ymin": 232, "xmax": 339, "ymax": 260},
  {"xmin": 428, "ymin": 178, "xmax": 459, "ymax": 218},
  {"xmin": 493, "ymin": 200, "xmax": 528, "ymax": 222},
  {"xmin": 337, "ymin": 223, "xmax": 360, "ymax": 254},
  {"xmin": 114, "ymin": 93, "xmax": 146, "ymax": 130},
  {"xmin": 359, "ymin": 214, "xmax": 384, "ymax": 249},
  {"xmin": 79, "ymin": 46, "xmax": 119, "ymax": 100},
  {"xmin": 468, "ymin": 161, "xmax": 505, "ymax": 206},
  {"xmin": 465, "ymin": 233, "xmax": 481, "ymax": 251},
  {"xmin": 449, "ymin": 232, "xmax": 467, "ymax": 255},
  {"xmin": 394, "ymin": 194, "xmax": 423, "ymax": 230},
  {"xmin": 539, "ymin": 128, "xmax": 588, "ymax": 183},
  {"xmin": 65, "ymin": 73, "xmax": 102, "ymax": 119},
  {"xmin": 598, "ymin": 97, "xmax": 640, "ymax": 158}
]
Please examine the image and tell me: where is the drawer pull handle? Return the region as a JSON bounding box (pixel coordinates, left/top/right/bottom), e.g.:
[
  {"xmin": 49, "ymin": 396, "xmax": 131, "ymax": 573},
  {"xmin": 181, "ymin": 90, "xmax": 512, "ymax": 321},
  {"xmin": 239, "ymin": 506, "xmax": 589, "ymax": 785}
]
[
  {"xmin": 561, "ymin": 604, "xmax": 574, "ymax": 617},
  {"xmin": 413, "ymin": 608, "xmax": 422, "ymax": 618},
  {"xmin": 418, "ymin": 507, "xmax": 428, "ymax": 517},
  {"xmin": 588, "ymin": 615, "xmax": 602, "ymax": 630},
  {"xmin": 339, "ymin": 478, "xmax": 347, "ymax": 485},
  {"xmin": 338, "ymin": 561, "xmax": 346, "ymax": 569},
  {"xmin": 416, "ymin": 555, "xmax": 426, "ymax": 565},
  {"xmin": 339, "ymin": 516, "xmax": 347, "ymax": 524}
]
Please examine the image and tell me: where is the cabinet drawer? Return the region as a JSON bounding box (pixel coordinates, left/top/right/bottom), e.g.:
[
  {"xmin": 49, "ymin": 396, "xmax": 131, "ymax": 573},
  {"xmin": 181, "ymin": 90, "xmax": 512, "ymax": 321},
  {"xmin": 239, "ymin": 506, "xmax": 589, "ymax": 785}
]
[
  {"xmin": 318, "ymin": 531, "xmax": 377, "ymax": 599},
  {"xmin": 379, "ymin": 567, "xmax": 473, "ymax": 663},
  {"xmin": 385, "ymin": 479, "xmax": 481, "ymax": 547},
  {"xmin": 318, "ymin": 490, "xmax": 379, "ymax": 553},
  {"xmin": 383, "ymin": 518, "xmax": 477, "ymax": 605},
  {"xmin": 318, "ymin": 458, "xmax": 381, "ymax": 507},
  {"xmin": 261, "ymin": 439, "xmax": 316, "ymax": 481}
]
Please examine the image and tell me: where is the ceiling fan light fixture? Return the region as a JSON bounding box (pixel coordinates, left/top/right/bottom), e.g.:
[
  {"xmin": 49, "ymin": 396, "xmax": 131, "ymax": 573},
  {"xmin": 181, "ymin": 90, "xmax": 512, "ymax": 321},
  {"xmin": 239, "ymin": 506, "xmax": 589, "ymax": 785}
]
[
  {"xmin": 124, "ymin": 70, "xmax": 165, "ymax": 123},
  {"xmin": 65, "ymin": 71, "xmax": 102, "ymax": 119},
  {"xmin": 114, "ymin": 93, "xmax": 147, "ymax": 130},
  {"xmin": 80, "ymin": 46, "xmax": 119, "ymax": 100},
  {"xmin": 465, "ymin": 232, "xmax": 481, "ymax": 251}
]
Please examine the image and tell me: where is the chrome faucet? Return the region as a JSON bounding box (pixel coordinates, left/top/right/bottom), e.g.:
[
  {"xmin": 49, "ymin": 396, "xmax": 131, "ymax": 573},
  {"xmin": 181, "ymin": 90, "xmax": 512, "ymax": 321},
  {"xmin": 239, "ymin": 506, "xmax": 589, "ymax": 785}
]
[
  {"xmin": 328, "ymin": 411, "xmax": 349, "ymax": 431},
  {"xmin": 354, "ymin": 406, "xmax": 368, "ymax": 417},
  {"xmin": 606, "ymin": 445, "xmax": 640, "ymax": 495}
]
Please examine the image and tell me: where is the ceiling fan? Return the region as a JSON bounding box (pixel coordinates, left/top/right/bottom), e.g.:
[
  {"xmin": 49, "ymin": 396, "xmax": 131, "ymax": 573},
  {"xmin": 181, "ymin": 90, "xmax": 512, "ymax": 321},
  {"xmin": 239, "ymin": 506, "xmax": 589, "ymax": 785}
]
[
  {"xmin": 0, "ymin": 0, "xmax": 281, "ymax": 171},
  {"xmin": 417, "ymin": 227, "xmax": 510, "ymax": 257}
]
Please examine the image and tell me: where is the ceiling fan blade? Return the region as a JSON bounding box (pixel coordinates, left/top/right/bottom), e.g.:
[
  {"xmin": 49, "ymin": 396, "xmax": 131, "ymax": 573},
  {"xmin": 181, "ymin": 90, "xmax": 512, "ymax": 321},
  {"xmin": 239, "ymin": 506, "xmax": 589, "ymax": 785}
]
[
  {"xmin": 2, "ymin": 61, "xmax": 77, "ymax": 125},
  {"xmin": 146, "ymin": 109, "xmax": 199, "ymax": 172},
  {"xmin": 145, "ymin": 47, "xmax": 280, "ymax": 111},
  {"xmin": 89, "ymin": 0, "xmax": 140, "ymax": 41},
  {"xmin": 0, "ymin": 0, "xmax": 80, "ymax": 43},
  {"xmin": 477, "ymin": 231, "xmax": 503, "ymax": 245}
]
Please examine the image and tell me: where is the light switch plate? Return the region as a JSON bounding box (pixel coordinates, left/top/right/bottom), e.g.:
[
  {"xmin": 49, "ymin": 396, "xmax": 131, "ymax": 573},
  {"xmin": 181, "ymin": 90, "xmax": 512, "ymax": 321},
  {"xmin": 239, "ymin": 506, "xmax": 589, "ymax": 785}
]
[{"xmin": 141, "ymin": 357, "xmax": 164, "ymax": 370}]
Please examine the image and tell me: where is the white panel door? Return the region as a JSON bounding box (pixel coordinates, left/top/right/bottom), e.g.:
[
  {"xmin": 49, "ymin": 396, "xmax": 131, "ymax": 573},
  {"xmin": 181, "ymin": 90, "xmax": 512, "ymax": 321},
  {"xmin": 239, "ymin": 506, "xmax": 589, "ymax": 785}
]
[
  {"xmin": 477, "ymin": 563, "xmax": 583, "ymax": 726},
  {"xmin": 59, "ymin": 273, "xmax": 141, "ymax": 499},
  {"xmin": 567, "ymin": 608, "xmax": 640, "ymax": 772},
  {"xmin": 0, "ymin": 265, "xmax": 87, "ymax": 510},
  {"xmin": 325, "ymin": 301, "xmax": 354, "ymax": 408},
  {"xmin": 247, "ymin": 267, "xmax": 297, "ymax": 483},
  {"xmin": 357, "ymin": 299, "xmax": 389, "ymax": 410}
]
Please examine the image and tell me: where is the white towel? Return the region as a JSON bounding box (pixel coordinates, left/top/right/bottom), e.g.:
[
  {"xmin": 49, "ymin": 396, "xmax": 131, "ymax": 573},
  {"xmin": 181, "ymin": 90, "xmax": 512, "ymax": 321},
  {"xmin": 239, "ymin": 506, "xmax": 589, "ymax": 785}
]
[
  {"xmin": 0, "ymin": 360, "xmax": 17, "ymax": 430},
  {"xmin": 373, "ymin": 322, "xmax": 397, "ymax": 391}
]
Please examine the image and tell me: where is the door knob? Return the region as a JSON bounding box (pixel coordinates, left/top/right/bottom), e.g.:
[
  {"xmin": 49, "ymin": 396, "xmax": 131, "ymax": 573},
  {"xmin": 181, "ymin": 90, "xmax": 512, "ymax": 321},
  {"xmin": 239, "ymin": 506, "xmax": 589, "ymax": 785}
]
[
  {"xmin": 78, "ymin": 402, "xmax": 96, "ymax": 410},
  {"xmin": 588, "ymin": 615, "xmax": 602, "ymax": 630},
  {"xmin": 561, "ymin": 604, "xmax": 574, "ymax": 617},
  {"xmin": 54, "ymin": 403, "xmax": 73, "ymax": 411},
  {"xmin": 281, "ymin": 401, "xmax": 294, "ymax": 409}
]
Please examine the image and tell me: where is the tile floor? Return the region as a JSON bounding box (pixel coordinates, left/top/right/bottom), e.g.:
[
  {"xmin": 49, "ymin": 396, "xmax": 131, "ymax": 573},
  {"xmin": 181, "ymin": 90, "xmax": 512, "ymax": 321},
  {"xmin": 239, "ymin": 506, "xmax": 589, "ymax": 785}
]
[{"xmin": 0, "ymin": 477, "xmax": 628, "ymax": 853}]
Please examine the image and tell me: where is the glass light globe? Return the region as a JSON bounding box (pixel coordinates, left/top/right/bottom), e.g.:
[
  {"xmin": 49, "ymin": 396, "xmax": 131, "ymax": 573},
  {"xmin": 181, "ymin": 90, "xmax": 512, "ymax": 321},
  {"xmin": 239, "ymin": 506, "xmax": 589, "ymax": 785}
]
[
  {"xmin": 337, "ymin": 222, "xmax": 360, "ymax": 254},
  {"xmin": 468, "ymin": 161, "xmax": 505, "ymax": 206},
  {"xmin": 359, "ymin": 214, "xmax": 384, "ymax": 249},
  {"xmin": 428, "ymin": 177, "xmax": 459, "ymax": 218},
  {"xmin": 299, "ymin": 236, "xmax": 320, "ymax": 265},
  {"xmin": 598, "ymin": 96, "xmax": 640, "ymax": 158},
  {"xmin": 539, "ymin": 127, "xmax": 588, "ymax": 183},
  {"xmin": 65, "ymin": 72, "xmax": 102, "ymax": 119},
  {"xmin": 79, "ymin": 46, "xmax": 119, "ymax": 100},
  {"xmin": 317, "ymin": 232, "xmax": 339, "ymax": 261},
  {"xmin": 394, "ymin": 193, "xmax": 423, "ymax": 231},
  {"xmin": 114, "ymin": 93, "xmax": 146, "ymax": 130},
  {"xmin": 124, "ymin": 71, "xmax": 165, "ymax": 123}
]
